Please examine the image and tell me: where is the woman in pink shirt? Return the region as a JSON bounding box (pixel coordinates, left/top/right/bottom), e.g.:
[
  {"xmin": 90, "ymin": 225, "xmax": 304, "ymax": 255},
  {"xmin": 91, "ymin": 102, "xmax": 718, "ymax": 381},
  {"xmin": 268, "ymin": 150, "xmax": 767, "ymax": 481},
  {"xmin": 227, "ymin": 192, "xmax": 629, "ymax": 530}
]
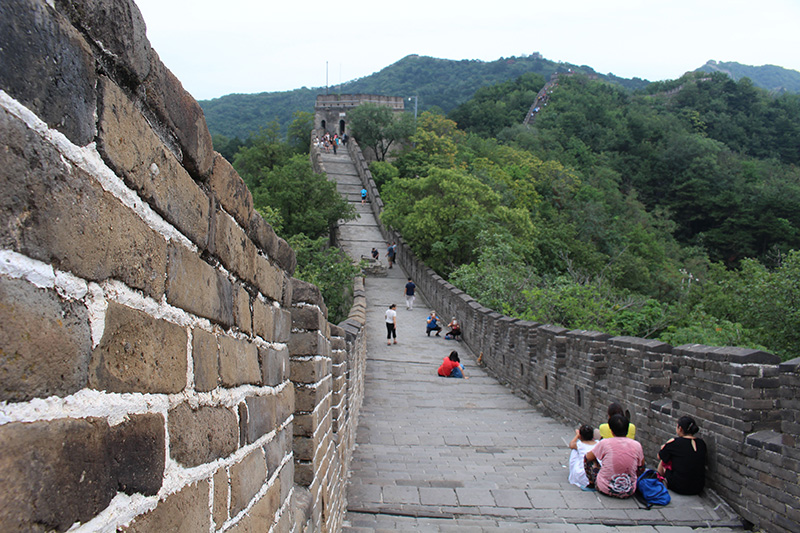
[{"xmin": 584, "ymin": 414, "xmax": 644, "ymax": 498}]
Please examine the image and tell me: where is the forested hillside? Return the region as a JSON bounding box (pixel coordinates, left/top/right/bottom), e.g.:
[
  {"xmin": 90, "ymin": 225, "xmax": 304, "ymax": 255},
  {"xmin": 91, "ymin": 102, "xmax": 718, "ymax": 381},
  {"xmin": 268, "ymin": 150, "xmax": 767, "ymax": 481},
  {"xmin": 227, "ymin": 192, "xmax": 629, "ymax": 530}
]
[
  {"xmin": 367, "ymin": 72, "xmax": 800, "ymax": 360},
  {"xmin": 200, "ymin": 53, "xmax": 648, "ymax": 140},
  {"xmin": 698, "ymin": 60, "xmax": 800, "ymax": 93}
]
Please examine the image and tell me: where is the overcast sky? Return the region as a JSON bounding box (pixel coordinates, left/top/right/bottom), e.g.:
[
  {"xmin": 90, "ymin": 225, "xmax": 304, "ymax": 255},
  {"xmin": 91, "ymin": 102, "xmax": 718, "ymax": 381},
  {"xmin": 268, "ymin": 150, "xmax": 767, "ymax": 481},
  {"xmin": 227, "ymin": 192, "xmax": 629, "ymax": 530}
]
[{"xmin": 134, "ymin": 0, "xmax": 800, "ymax": 101}]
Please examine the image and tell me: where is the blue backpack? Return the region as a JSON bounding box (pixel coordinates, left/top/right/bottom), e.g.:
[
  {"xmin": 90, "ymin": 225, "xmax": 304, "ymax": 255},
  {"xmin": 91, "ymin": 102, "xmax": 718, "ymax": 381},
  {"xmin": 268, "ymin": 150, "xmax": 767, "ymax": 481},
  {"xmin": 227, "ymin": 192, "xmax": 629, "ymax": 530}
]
[{"xmin": 635, "ymin": 469, "xmax": 671, "ymax": 508}]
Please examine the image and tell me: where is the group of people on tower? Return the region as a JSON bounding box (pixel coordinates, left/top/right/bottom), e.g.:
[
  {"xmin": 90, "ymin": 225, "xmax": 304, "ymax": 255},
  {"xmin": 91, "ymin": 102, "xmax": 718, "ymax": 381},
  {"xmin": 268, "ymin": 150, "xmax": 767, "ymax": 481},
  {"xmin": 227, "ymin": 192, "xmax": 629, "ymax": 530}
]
[{"xmin": 568, "ymin": 402, "xmax": 707, "ymax": 499}]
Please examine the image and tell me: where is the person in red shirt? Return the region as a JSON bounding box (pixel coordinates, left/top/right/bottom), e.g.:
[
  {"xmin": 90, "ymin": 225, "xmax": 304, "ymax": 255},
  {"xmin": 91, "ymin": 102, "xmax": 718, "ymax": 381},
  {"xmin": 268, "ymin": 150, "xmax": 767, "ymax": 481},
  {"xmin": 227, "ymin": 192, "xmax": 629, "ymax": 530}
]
[{"xmin": 438, "ymin": 351, "xmax": 466, "ymax": 378}]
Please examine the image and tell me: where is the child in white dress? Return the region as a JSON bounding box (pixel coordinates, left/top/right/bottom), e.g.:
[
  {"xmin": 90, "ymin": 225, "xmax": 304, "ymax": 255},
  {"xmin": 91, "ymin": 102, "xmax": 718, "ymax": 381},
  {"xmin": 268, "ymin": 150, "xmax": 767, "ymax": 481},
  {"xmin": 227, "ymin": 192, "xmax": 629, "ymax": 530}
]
[{"xmin": 568, "ymin": 425, "xmax": 597, "ymax": 489}]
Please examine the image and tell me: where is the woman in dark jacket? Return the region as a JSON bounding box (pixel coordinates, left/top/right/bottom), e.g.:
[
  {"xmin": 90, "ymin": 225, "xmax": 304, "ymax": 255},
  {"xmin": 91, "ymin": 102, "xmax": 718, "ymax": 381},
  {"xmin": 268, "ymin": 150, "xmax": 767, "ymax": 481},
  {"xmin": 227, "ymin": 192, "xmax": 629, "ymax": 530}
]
[{"xmin": 657, "ymin": 415, "xmax": 707, "ymax": 495}]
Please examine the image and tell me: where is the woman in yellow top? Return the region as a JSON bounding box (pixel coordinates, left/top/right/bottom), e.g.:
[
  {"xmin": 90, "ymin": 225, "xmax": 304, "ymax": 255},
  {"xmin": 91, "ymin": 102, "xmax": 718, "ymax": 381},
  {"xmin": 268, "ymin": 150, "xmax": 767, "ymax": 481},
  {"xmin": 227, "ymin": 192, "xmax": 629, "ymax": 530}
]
[{"xmin": 598, "ymin": 403, "xmax": 636, "ymax": 439}]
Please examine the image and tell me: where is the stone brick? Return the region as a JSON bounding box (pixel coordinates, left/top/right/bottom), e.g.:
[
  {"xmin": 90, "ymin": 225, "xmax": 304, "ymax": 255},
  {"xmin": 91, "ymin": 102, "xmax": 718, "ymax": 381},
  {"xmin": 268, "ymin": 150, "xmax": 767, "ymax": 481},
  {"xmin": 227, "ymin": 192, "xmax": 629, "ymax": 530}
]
[
  {"xmin": 57, "ymin": 0, "xmax": 152, "ymax": 84},
  {"xmin": 0, "ymin": 277, "xmax": 91, "ymax": 402},
  {"xmin": 109, "ymin": 413, "xmax": 166, "ymax": 496},
  {"xmin": 0, "ymin": 107, "xmax": 168, "ymax": 300},
  {"xmin": 90, "ymin": 302, "xmax": 187, "ymax": 394},
  {"xmin": 227, "ymin": 480, "xmax": 280, "ymax": 533},
  {"xmin": 140, "ymin": 47, "xmax": 214, "ymax": 179},
  {"xmin": 0, "ymin": 0, "xmax": 96, "ymax": 145},
  {"xmin": 0, "ymin": 414, "xmax": 164, "ymax": 532},
  {"xmin": 291, "ymin": 357, "xmax": 330, "ymax": 384},
  {"xmin": 97, "ymin": 78, "xmax": 211, "ymax": 248},
  {"xmin": 281, "ymin": 460, "xmax": 295, "ymax": 503},
  {"xmin": 289, "ymin": 331, "xmax": 324, "ymax": 357},
  {"xmin": 291, "ymin": 306, "xmax": 327, "ymax": 332},
  {"xmin": 0, "ymin": 418, "xmax": 113, "ymax": 531},
  {"xmin": 213, "ymin": 467, "xmax": 229, "ymax": 530},
  {"xmin": 241, "ymin": 394, "xmax": 277, "ymax": 445},
  {"xmin": 294, "ymin": 378, "xmax": 331, "ymax": 413},
  {"xmin": 166, "ymin": 242, "xmax": 234, "ymax": 327},
  {"xmin": 255, "ymin": 255, "xmax": 283, "ymax": 302},
  {"xmin": 253, "ymin": 298, "xmax": 275, "ymax": 342},
  {"xmin": 233, "ymin": 284, "xmax": 252, "ymax": 335},
  {"xmin": 247, "ymin": 211, "xmax": 279, "ymax": 257},
  {"xmin": 276, "ymin": 385, "xmax": 295, "ymax": 426},
  {"xmin": 168, "ymin": 403, "xmax": 238, "ymax": 467},
  {"xmin": 230, "ymin": 448, "xmax": 267, "ymax": 516},
  {"xmin": 126, "ymin": 480, "xmax": 210, "ymax": 533},
  {"xmin": 281, "ymin": 273, "xmax": 294, "ymax": 309},
  {"xmin": 274, "ymin": 309, "xmax": 293, "ymax": 343},
  {"xmin": 291, "ymin": 277, "xmax": 325, "ymax": 307},
  {"xmin": 219, "ymin": 335, "xmax": 261, "ymax": 387},
  {"xmin": 192, "ymin": 328, "xmax": 219, "ymax": 392},
  {"xmin": 266, "ymin": 426, "xmax": 290, "ymax": 478},
  {"xmin": 212, "ymin": 208, "xmax": 257, "ymax": 285},
  {"xmin": 209, "ymin": 154, "xmax": 254, "ymax": 229},
  {"xmin": 275, "ymin": 237, "xmax": 297, "ymax": 276},
  {"xmin": 260, "ymin": 345, "xmax": 289, "ymax": 387}
]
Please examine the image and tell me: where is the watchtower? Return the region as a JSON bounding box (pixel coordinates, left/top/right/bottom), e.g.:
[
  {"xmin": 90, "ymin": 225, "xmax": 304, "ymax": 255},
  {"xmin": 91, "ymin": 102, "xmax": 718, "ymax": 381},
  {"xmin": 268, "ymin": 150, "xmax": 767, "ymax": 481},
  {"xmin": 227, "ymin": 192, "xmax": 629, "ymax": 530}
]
[{"xmin": 314, "ymin": 94, "xmax": 404, "ymax": 137}]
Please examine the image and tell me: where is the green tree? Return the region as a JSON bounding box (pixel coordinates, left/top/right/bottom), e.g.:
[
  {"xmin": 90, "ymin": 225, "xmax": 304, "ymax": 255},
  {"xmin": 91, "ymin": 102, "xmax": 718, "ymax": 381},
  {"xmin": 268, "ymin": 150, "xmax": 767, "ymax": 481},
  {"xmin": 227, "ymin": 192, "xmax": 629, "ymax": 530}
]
[
  {"xmin": 348, "ymin": 103, "xmax": 416, "ymax": 161},
  {"xmin": 287, "ymin": 111, "xmax": 314, "ymax": 153},
  {"xmin": 289, "ymin": 234, "xmax": 362, "ymax": 324},
  {"xmin": 249, "ymin": 154, "xmax": 356, "ymax": 239}
]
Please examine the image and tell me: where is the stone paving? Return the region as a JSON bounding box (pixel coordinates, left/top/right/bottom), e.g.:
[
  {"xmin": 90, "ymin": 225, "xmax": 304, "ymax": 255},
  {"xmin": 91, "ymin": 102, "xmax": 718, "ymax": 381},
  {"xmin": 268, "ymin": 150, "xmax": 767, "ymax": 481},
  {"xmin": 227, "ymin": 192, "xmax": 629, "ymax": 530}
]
[{"xmin": 322, "ymin": 152, "xmax": 744, "ymax": 532}]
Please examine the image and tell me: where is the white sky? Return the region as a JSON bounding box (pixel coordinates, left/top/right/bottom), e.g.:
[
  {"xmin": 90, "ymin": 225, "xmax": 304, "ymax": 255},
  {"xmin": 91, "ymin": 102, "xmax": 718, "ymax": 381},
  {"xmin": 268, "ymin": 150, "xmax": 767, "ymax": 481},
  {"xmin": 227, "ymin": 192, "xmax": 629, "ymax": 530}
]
[{"xmin": 134, "ymin": 0, "xmax": 800, "ymax": 101}]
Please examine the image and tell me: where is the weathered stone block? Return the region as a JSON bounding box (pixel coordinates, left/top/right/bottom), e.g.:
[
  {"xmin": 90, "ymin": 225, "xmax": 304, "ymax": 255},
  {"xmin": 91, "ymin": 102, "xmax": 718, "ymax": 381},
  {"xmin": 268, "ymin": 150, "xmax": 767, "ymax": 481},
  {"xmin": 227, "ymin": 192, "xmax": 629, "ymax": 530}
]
[
  {"xmin": 213, "ymin": 467, "xmax": 229, "ymax": 530},
  {"xmin": 126, "ymin": 480, "xmax": 210, "ymax": 533},
  {"xmin": 212, "ymin": 209, "xmax": 257, "ymax": 285},
  {"xmin": 98, "ymin": 78, "xmax": 211, "ymax": 248},
  {"xmin": 227, "ymin": 480, "xmax": 280, "ymax": 533},
  {"xmin": 259, "ymin": 345, "xmax": 288, "ymax": 387},
  {"xmin": 294, "ymin": 378, "xmax": 331, "ymax": 413},
  {"xmin": 0, "ymin": 0, "xmax": 96, "ymax": 145},
  {"xmin": 166, "ymin": 242, "xmax": 234, "ymax": 327},
  {"xmin": 241, "ymin": 394, "xmax": 277, "ymax": 445},
  {"xmin": 192, "ymin": 328, "xmax": 219, "ymax": 392},
  {"xmin": 274, "ymin": 309, "xmax": 292, "ymax": 343},
  {"xmin": 219, "ymin": 335, "xmax": 261, "ymax": 387},
  {"xmin": 255, "ymin": 256, "xmax": 283, "ymax": 302},
  {"xmin": 291, "ymin": 306, "xmax": 327, "ymax": 332},
  {"xmin": 0, "ymin": 107, "xmax": 168, "ymax": 300},
  {"xmin": 266, "ymin": 426, "xmax": 290, "ymax": 478},
  {"xmin": 57, "ymin": 0, "xmax": 152, "ymax": 84},
  {"xmin": 230, "ymin": 448, "xmax": 267, "ymax": 516},
  {"xmin": 290, "ymin": 357, "xmax": 329, "ymax": 384},
  {"xmin": 233, "ymin": 284, "xmax": 252, "ymax": 336},
  {"xmin": 0, "ymin": 277, "xmax": 91, "ymax": 402},
  {"xmin": 276, "ymin": 385, "xmax": 295, "ymax": 425},
  {"xmin": 110, "ymin": 413, "xmax": 166, "ymax": 497},
  {"xmin": 289, "ymin": 331, "xmax": 324, "ymax": 357},
  {"xmin": 275, "ymin": 237, "xmax": 297, "ymax": 277},
  {"xmin": 291, "ymin": 278, "xmax": 324, "ymax": 307},
  {"xmin": 168, "ymin": 403, "xmax": 238, "ymax": 467},
  {"xmin": 140, "ymin": 48, "xmax": 214, "ymax": 179},
  {"xmin": 253, "ymin": 298, "xmax": 275, "ymax": 342},
  {"xmin": 247, "ymin": 211, "xmax": 279, "ymax": 256},
  {"xmin": 208, "ymin": 154, "xmax": 254, "ymax": 229},
  {"xmin": 90, "ymin": 302, "xmax": 187, "ymax": 394},
  {"xmin": 0, "ymin": 414, "xmax": 164, "ymax": 532}
]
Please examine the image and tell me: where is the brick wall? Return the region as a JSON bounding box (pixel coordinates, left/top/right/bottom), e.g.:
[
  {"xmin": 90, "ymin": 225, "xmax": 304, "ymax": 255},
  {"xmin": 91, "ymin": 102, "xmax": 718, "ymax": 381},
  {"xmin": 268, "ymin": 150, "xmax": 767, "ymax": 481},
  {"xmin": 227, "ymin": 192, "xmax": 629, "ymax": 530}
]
[
  {"xmin": 346, "ymin": 137, "xmax": 800, "ymax": 533},
  {"xmin": 0, "ymin": 1, "xmax": 366, "ymax": 531}
]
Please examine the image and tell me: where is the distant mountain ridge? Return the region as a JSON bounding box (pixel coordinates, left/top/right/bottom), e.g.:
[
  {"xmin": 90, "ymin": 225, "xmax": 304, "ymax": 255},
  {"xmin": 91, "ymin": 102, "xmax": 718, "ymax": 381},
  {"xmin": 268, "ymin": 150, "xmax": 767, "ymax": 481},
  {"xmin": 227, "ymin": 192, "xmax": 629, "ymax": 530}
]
[
  {"xmin": 200, "ymin": 53, "xmax": 648, "ymax": 139},
  {"xmin": 697, "ymin": 60, "xmax": 800, "ymax": 93}
]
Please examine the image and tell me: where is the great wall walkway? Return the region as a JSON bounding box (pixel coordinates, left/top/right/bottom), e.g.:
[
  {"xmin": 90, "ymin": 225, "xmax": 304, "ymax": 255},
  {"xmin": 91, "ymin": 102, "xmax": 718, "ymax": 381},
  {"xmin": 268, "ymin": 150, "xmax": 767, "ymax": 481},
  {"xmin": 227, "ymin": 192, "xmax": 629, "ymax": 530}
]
[{"xmin": 321, "ymin": 151, "xmax": 744, "ymax": 532}]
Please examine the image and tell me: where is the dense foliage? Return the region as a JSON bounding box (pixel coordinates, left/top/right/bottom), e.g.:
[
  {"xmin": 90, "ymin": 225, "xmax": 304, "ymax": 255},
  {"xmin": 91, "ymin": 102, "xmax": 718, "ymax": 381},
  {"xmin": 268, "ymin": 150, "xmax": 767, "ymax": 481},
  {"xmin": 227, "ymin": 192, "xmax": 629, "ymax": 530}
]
[
  {"xmin": 199, "ymin": 53, "xmax": 648, "ymax": 139},
  {"xmin": 230, "ymin": 123, "xmax": 359, "ymax": 323},
  {"xmin": 697, "ymin": 60, "xmax": 800, "ymax": 93},
  {"xmin": 348, "ymin": 103, "xmax": 415, "ymax": 161},
  {"xmin": 376, "ymin": 74, "xmax": 800, "ymax": 360}
]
